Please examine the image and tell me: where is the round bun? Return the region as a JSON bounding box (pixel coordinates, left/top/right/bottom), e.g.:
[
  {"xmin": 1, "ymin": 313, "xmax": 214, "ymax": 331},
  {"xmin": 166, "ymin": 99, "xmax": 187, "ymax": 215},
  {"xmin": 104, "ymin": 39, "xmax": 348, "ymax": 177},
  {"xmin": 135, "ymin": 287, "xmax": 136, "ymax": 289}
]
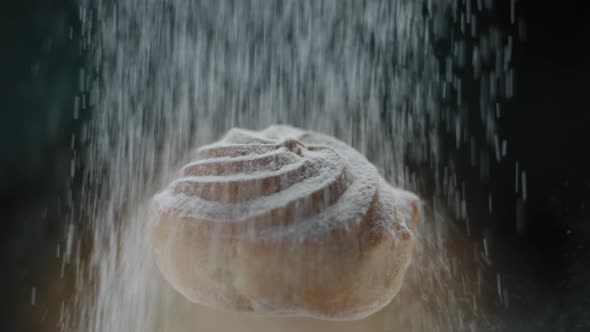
[{"xmin": 151, "ymin": 125, "xmax": 419, "ymax": 320}]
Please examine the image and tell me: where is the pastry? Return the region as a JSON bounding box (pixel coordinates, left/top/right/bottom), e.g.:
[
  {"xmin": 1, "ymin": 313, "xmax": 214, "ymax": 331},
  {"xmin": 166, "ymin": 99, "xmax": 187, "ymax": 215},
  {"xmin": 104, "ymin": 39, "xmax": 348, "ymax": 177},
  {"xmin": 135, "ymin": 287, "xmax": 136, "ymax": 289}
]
[{"xmin": 151, "ymin": 125, "xmax": 420, "ymax": 320}]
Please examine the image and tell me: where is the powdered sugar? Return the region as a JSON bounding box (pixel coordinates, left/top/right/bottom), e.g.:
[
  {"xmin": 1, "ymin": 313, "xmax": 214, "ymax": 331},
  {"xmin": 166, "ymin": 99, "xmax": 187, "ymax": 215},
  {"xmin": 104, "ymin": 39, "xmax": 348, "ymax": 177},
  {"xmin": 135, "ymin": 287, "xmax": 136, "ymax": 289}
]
[{"xmin": 154, "ymin": 125, "xmax": 417, "ymax": 241}]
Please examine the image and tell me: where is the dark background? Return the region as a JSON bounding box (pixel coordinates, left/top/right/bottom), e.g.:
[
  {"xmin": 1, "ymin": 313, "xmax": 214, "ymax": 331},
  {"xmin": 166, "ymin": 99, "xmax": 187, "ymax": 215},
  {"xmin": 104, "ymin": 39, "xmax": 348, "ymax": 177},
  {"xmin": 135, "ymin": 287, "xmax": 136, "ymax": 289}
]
[
  {"xmin": 493, "ymin": 0, "xmax": 590, "ymax": 330},
  {"xmin": 0, "ymin": 1, "xmax": 80, "ymax": 331},
  {"xmin": 1, "ymin": 0, "xmax": 588, "ymax": 331}
]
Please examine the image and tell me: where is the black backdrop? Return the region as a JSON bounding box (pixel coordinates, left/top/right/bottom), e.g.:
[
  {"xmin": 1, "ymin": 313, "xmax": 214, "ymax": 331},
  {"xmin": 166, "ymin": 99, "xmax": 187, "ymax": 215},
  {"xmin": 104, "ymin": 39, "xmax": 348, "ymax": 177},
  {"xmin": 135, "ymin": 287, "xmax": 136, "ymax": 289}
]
[
  {"xmin": 1, "ymin": 2, "xmax": 79, "ymax": 331},
  {"xmin": 1, "ymin": 0, "xmax": 589, "ymax": 331}
]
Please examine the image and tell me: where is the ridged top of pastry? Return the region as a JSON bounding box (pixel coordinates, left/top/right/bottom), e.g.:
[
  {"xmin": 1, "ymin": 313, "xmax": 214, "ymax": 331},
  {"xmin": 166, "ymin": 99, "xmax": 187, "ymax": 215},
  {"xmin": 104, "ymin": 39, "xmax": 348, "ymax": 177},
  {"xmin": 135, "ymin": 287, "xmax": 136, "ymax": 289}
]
[{"xmin": 153, "ymin": 125, "xmax": 414, "ymax": 240}]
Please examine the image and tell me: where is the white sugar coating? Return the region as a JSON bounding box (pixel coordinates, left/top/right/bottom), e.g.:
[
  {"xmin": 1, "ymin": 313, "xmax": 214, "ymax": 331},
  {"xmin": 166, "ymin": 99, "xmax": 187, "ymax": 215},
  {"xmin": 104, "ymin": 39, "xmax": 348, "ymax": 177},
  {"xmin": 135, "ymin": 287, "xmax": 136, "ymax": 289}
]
[
  {"xmin": 182, "ymin": 148, "xmax": 300, "ymax": 176},
  {"xmin": 153, "ymin": 125, "xmax": 417, "ymax": 241}
]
